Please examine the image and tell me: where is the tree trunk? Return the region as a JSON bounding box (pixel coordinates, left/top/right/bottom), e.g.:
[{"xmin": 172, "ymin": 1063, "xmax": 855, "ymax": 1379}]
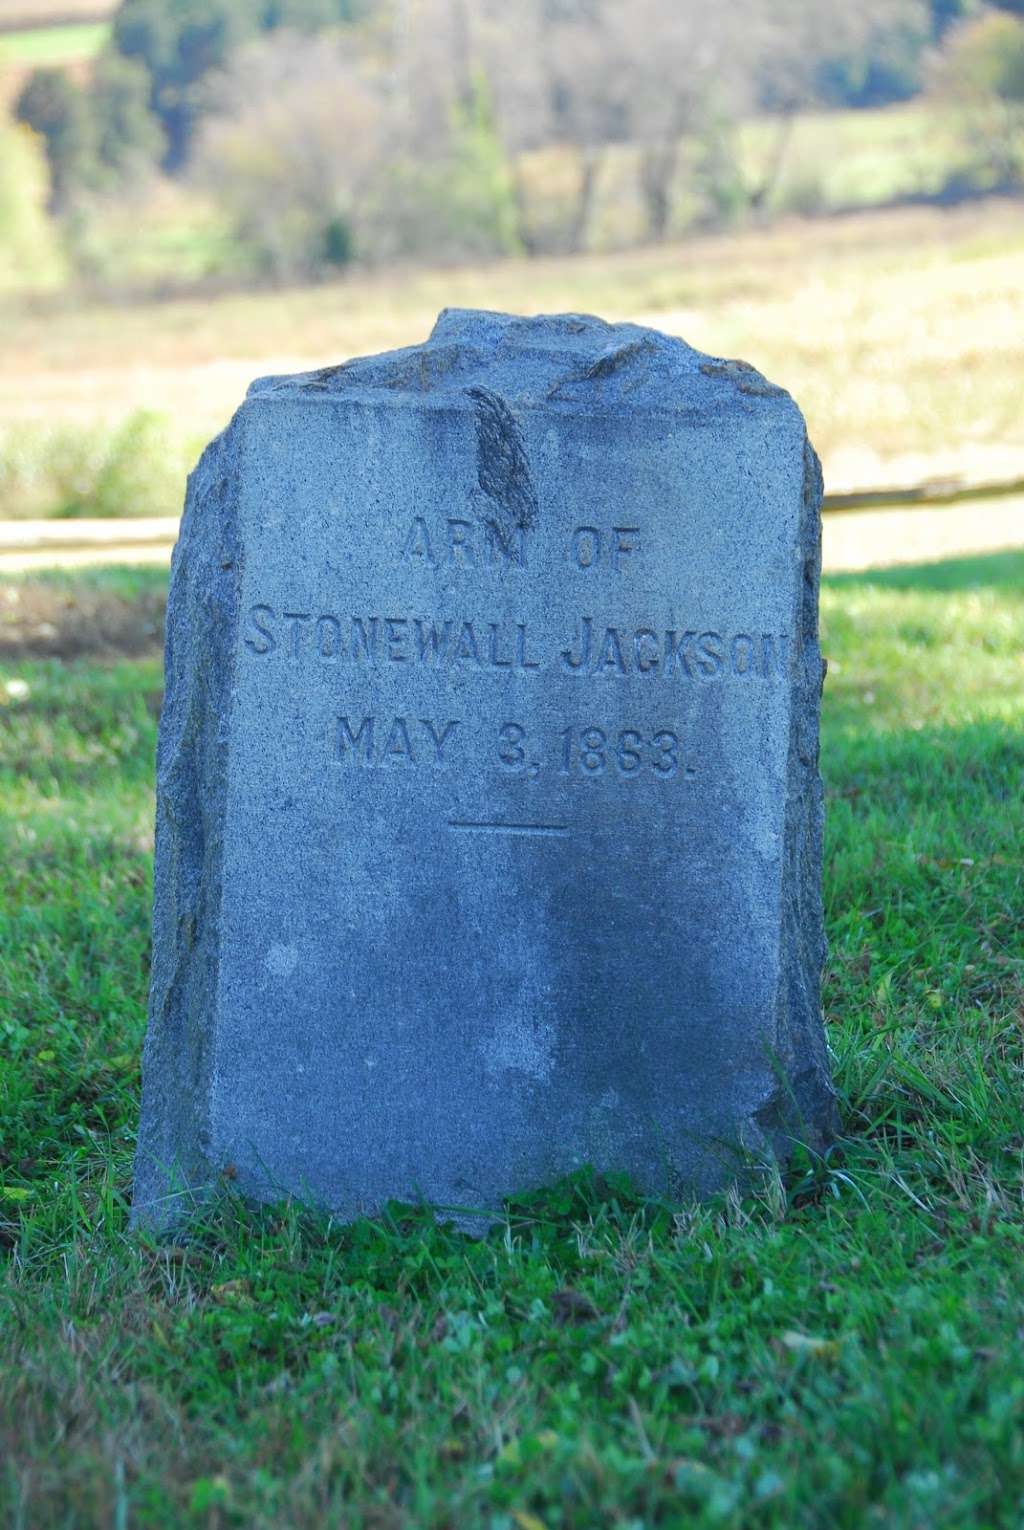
[
  {"xmin": 639, "ymin": 139, "xmax": 679, "ymax": 243},
  {"xmin": 567, "ymin": 144, "xmax": 599, "ymax": 254},
  {"xmin": 748, "ymin": 109, "xmax": 797, "ymax": 217},
  {"xmin": 510, "ymin": 160, "xmax": 540, "ymax": 257},
  {"xmin": 450, "ymin": 0, "xmax": 475, "ymax": 114}
]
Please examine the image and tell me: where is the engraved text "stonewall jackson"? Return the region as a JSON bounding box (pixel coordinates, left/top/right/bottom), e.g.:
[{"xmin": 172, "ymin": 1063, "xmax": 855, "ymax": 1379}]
[{"xmin": 242, "ymin": 606, "xmax": 791, "ymax": 680}]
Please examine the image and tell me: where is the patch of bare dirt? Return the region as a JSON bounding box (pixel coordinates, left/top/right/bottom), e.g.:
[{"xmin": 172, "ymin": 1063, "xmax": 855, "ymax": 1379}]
[{"xmin": 0, "ymin": 582, "xmax": 166, "ymax": 661}]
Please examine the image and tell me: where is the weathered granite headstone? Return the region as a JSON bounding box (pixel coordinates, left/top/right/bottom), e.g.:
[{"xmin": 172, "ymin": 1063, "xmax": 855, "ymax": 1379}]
[{"xmin": 133, "ymin": 308, "xmax": 835, "ymax": 1228}]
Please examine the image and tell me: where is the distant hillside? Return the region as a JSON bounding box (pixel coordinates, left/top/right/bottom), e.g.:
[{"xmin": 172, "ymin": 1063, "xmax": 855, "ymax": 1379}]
[
  {"xmin": 0, "ymin": 24, "xmax": 108, "ymax": 72},
  {"xmin": 0, "ymin": 0, "xmax": 113, "ymax": 32}
]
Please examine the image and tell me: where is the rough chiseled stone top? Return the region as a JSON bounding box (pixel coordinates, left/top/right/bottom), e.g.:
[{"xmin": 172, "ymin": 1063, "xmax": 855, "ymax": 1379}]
[{"xmin": 249, "ymin": 306, "xmax": 792, "ymax": 415}]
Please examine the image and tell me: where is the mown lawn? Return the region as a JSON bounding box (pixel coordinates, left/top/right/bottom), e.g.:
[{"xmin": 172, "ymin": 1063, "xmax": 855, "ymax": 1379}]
[{"xmin": 1, "ymin": 551, "xmax": 1023, "ymax": 1528}]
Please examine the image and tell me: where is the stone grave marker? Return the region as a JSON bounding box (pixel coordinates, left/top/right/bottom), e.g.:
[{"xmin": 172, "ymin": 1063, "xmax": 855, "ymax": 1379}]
[{"xmin": 133, "ymin": 308, "xmax": 835, "ymax": 1228}]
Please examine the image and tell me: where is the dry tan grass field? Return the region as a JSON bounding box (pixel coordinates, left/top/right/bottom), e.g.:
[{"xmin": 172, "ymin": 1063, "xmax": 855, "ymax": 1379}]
[
  {"xmin": 0, "ymin": 0, "xmax": 112, "ymax": 26},
  {"xmin": 4, "ymin": 198, "xmax": 1024, "ymax": 494}
]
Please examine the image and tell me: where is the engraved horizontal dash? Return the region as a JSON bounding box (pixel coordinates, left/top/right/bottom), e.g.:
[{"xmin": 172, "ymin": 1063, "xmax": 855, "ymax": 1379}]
[{"xmin": 448, "ymin": 820, "xmax": 569, "ymax": 838}]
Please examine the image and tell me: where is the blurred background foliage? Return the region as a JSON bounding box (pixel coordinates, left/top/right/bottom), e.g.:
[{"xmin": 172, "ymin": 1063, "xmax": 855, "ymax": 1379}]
[
  {"xmin": 2, "ymin": 0, "xmax": 1024, "ymax": 288},
  {"xmin": 2, "ymin": 0, "xmax": 1023, "ymax": 522}
]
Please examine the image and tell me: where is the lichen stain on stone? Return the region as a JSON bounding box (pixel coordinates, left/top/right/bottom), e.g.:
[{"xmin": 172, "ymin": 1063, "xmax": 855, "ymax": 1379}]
[
  {"xmin": 699, "ymin": 359, "xmax": 787, "ymax": 398},
  {"xmin": 264, "ymin": 942, "xmax": 299, "ymax": 978},
  {"xmin": 301, "ymin": 362, "xmax": 349, "ymax": 390},
  {"xmin": 584, "ymin": 335, "xmax": 655, "ymax": 379},
  {"xmin": 482, "ymin": 1014, "xmax": 555, "ymax": 1083},
  {"xmin": 466, "ymin": 384, "xmax": 539, "ymax": 559}
]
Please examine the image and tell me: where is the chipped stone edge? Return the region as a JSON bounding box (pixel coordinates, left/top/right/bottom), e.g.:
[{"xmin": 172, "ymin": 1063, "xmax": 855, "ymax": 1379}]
[
  {"xmin": 131, "ymin": 412, "xmax": 245, "ymax": 1231},
  {"xmin": 754, "ymin": 434, "xmax": 838, "ymax": 1158},
  {"xmin": 249, "ymin": 307, "xmax": 785, "ymax": 423}
]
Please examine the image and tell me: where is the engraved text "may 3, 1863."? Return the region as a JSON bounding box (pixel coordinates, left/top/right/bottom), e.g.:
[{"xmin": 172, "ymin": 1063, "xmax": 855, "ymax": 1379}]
[{"xmin": 333, "ymin": 715, "xmax": 698, "ymax": 780}]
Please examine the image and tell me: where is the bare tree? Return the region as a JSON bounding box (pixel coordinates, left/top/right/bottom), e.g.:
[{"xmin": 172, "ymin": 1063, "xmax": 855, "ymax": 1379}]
[
  {"xmin": 194, "ymin": 0, "xmax": 938, "ymax": 273},
  {"xmin": 738, "ymin": 0, "xmax": 930, "ymax": 210},
  {"xmin": 480, "ymin": 0, "xmax": 629, "ymax": 253},
  {"xmin": 545, "ymin": 2, "xmax": 625, "ymax": 251},
  {"xmin": 353, "ymin": 0, "xmax": 519, "ymax": 260},
  {"xmin": 194, "ymin": 32, "xmax": 385, "ymax": 277},
  {"xmin": 382, "ymin": 0, "xmax": 478, "ymax": 154},
  {"xmin": 471, "ymin": 0, "xmax": 552, "ymax": 250},
  {"xmin": 606, "ymin": 0, "xmax": 752, "ymax": 241},
  {"xmin": 424, "ymin": 0, "xmax": 619, "ymax": 255}
]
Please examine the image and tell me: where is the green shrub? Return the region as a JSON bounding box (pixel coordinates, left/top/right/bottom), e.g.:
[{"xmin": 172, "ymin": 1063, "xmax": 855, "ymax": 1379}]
[
  {"xmin": 0, "ymin": 413, "xmax": 192, "ymax": 520},
  {"xmin": 0, "ymin": 124, "xmax": 68, "ymax": 293},
  {"xmin": 363, "ymin": 80, "xmax": 520, "ymax": 263},
  {"xmin": 775, "ymin": 168, "xmax": 828, "ymax": 217},
  {"xmin": 934, "ymin": 12, "xmax": 1024, "ymax": 183},
  {"xmin": 321, "ymin": 214, "xmax": 354, "ymax": 268}
]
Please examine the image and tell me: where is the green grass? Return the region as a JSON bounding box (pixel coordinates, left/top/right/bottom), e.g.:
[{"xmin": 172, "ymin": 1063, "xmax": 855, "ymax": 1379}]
[
  {"xmin": 1, "ymin": 551, "xmax": 1023, "ymax": 1527},
  {"xmin": 0, "ymin": 410, "xmax": 198, "ymax": 519},
  {"xmin": 738, "ymin": 103, "xmax": 958, "ymax": 213},
  {"xmin": 0, "ymin": 19, "xmax": 108, "ymax": 65}
]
